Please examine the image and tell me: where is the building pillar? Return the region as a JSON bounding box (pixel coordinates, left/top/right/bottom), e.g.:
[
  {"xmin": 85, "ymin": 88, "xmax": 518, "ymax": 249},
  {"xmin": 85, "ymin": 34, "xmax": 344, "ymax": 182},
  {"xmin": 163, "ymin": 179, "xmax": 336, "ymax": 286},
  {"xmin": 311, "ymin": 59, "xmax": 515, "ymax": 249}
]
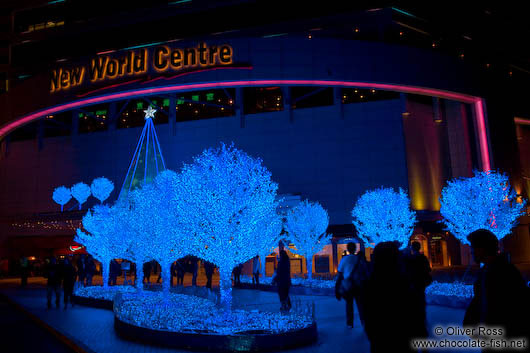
[
  {"xmin": 282, "ymin": 86, "xmax": 292, "ymax": 123},
  {"xmin": 108, "ymin": 102, "xmax": 117, "ymax": 132},
  {"xmin": 236, "ymin": 88, "xmax": 244, "ymax": 128},
  {"xmin": 37, "ymin": 119, "xmax": 44, "ymax": 151},
  {"xmin": 169, "ymin": 96, "xmax": 176, "ymax": 136},
  {"xmin": 71, "ymin": 110, "xmax": 79, "ymax": 137},
  {"xmin": 333, "ymin": 87, "xmax": 344, "ymax": 119}
]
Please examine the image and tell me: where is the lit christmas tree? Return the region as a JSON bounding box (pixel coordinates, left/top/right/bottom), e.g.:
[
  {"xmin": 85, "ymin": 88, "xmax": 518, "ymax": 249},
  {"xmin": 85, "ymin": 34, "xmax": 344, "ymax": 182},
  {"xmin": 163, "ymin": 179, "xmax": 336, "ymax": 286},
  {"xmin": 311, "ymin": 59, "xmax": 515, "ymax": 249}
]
[
  {"xmin": 52, "ymin": 186, "xmax": 71, "ymax": 212},
  {"xmin": 75, "ymin": 204, "xmax": 128, "ymax": 288},
  {"xmin": 71, "ymin": 182, "xmax": 91, "ymax": 210},
  {"xmin": 91, "ymin": 177, "xmax": 114, "ymax": 204},
  {"xmin": 129, "ymin": 170, "xmax": 193, "ymax": 295},
  {"xmin": 352, "ymin": 187, "xmax": 416, "ymax": 249},
  {"xmin": 285, "ymin": 200, "xmax": 331, "ymax": 279},
  {"xmin": 118, "ymin": 106, "xmax": 166, "ymax": 201},
  {"xmin": 440, "ymin": 170, "xmax": 526, "ymax": 244},
  {"xmin": 178, "ymin": 143, "xmax": 280, "ymax": 310}
]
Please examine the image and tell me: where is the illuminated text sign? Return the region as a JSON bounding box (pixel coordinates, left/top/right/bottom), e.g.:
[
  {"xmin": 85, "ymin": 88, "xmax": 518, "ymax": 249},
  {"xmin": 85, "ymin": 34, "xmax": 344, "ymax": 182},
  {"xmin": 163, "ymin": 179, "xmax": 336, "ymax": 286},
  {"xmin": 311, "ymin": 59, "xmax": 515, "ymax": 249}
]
[{"xmin": 50, "ymin": 42, "xmax": 233, "ymax": 93}]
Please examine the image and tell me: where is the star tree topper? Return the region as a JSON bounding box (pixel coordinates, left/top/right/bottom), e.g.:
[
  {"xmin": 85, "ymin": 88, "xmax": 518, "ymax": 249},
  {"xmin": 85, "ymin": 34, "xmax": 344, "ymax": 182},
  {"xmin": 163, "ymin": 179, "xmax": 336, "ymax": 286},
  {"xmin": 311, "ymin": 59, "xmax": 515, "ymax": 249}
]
[{"xmin": 143, "ymin": 106, "xmax": 156, "ymax": 120}]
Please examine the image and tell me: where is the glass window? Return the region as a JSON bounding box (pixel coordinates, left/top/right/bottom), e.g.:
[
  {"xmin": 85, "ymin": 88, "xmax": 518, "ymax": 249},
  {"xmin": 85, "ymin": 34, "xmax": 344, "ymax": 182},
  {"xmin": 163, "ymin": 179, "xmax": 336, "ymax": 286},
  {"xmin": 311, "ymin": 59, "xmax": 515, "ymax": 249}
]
[
  {"xmin": 342, "ymin": 88, "xmax": 400, "ymax": 104},
  {"xmin": 175, "ymin": 89, "xmax": 235, "ymax": 122},
  {"xmin": 43, "ymin": 111, "xmax": 71, "ymax": 137},
  {"xmin": 291, "ymin": 86, "xmax": 333, "ymax": 109},
  {"xmin": 78, "ymin": 104, "xmax": 109, "ymax": 133},
  {"xmin": 243, "ymin": 87, "xmax": 283, "ymax": 114},
  {"xmin": 118, "ymin": 100, "xmax": 148, "ymax": 129}
]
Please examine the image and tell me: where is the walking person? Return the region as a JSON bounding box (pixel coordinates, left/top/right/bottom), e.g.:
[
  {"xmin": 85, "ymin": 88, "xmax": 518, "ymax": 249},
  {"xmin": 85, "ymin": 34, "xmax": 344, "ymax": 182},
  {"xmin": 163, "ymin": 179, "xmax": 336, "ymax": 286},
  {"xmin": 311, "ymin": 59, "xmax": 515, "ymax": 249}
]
[
  {"xmin": 335, "ymin": 242, "xmax": 367, "ymax": 328},
  {"xmin": 85, "ymin": 255, "xmax": 95, "ymax": 286},
  {"xmin": 109, "ymin": 259, "xmax": 119, "ymax": 286},
  {"xmin": 404, "ymin": 241, "xmax": 432, "ymax": 339},
  {"xmin": 143, "ymin": 261, "xmax": 151, "ymax": 284},
  {"xmin": 233, "ymin": 263, "xmax": 243, "ymax": 286},
  {"xmin": 62, "ymin": 257, "xmax": 76, "ymax": 309},
  {"xmin": 190, "ymin": 257, "xmax": 199, "ymax": 286},
  {"xmin": 362, "ymin": 241, "xmax": 419, "ymax": 352},
  {"xmin": 252, "ymin": 255, "xmax": 261, "ymax": 287},
  {"xmin": 463, "ymin": 229, "xmax": 530, "ymax": 349},
  {"xmin": 175, "ymin": 259, "xmax": 185, "ymax": 286},
  {"xmin": 19, "ymin": 256, "xmax": 29, "ymax": 288},
  {"xmin": 204, "ymin": 261, "xmax": 215, "ymax": 289},
  {"xmin": 273, "ymin": 241, "xmax": 291, "ymax": 313},
  {"xmin": 45, "ymin": 257, "xmax": 62, "ymax": 309},
  {"xmin": 77, "ymin": 254, "xmax": 86, "ymax": 286}
]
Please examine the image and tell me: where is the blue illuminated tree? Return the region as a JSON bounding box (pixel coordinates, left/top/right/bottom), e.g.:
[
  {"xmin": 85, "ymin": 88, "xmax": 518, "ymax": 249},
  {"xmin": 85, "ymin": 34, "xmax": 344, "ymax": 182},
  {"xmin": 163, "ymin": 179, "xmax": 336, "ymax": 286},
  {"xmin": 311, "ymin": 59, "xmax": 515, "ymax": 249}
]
[
  {"xmin": 440, "ymin": 170, "xmax": 526, "ymax": 244},
  {"xmin": 52, "ymin": 186, "xmax": 71, "ymax": 212},
  {"xmin": 285, "ymin": 200, "xmax": 331, "ymax": 279},
  {"xmin": 75, "ymin": 204, "xmax": 128, "ymax": 288},
  {"xmin": 255, "ymin": 212, "xmax": 283, "ymax": 278},
  {"xmin": 352, "ymin": 187, "xmax": 416, "ymax": 249},
  {"xmin": 71, "ymin": 182, "xmax": 92, "ymax": 210},
  {"xmin": 178, "ymin": 143, "xmax": 280, "ymax": 310},
  {"xmin": 129, "ymin": 170, "xmax": 193, "ymax": 295},
  {"xmin": 91, "ymin": 177, "xmax": 114, "ymax": 204}
]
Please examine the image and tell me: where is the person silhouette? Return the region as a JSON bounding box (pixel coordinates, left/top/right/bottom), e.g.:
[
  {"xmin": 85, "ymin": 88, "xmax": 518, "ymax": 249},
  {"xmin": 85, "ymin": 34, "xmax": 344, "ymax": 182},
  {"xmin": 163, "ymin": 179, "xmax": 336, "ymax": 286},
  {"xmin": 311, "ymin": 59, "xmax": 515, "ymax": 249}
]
[
  {"xmin": 362, "ymin": 241, "xmax": 419, "ymax": 352},
  {"xmin": 463, "ymin": 229, "xmax": 529, "ymax": 349},
  {"xmin": 335, "ymin": 242, "xmax": 367, "ymax": 328},
  {"xmin": 273, "ymin": 241, "xmax": 291, "ymax": 313},
  {"xmin": 404, "ymin": 241, "xmax": 432, "ymax": 339}
]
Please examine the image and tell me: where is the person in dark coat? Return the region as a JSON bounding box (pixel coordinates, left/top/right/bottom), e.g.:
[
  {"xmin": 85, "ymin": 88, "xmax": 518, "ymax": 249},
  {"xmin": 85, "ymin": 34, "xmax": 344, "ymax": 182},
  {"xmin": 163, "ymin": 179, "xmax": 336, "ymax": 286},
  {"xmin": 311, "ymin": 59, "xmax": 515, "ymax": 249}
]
[
  {"xmin": 77, "ymin": 254, "xmax": 86, "ymax": 286},
  {"xmin": 109, "ymin": 259, "xmax": 120, "ymax": 286},
  {"xmin": 19, "ymin": 256, "xmax": 29, "ymax": 288},
  {"xmin": 62, "ymin": 257, "xmax": 76, "ymax": 309},
  {"xmin": 175, "ymin": 259, "xmax": 185, "ymax": 286},
  {"xmin": 85, "ymin": 255, "xmax": 95, "ymax": 286},
  {"xmin": 252, "ymin": 255, "xmax": 261, "ymax": 287},
  {"xmin": 273, "ymin": 241, "xmax": 291, "ymax": 313},
  {"xmin": 204, "ymin": 261, "xmax": 215, "ymax": 289},
  {"xmin": 143, "ymin": 261, "xmax": 151, "ymax": 284},
  {"xmin": 463, "ymin": 229, "xmax": 529, "ymax": 349},
  {"xmin": 403, "ymin": 241, "xmax": 432, "ymax": 339},
  {"xmin": 362, "ymin": 241, "xmax": 420, "ymax": 353},
  {"xmin": 233, "ymin": 263, "xmax": 243, "ymax": 286},
  {"xmin": 45, "ymin": 257, "xmax": 62, "ymax": 309},
  {"xmin": 190, "ymin": 257, "xmax": 199, "ymax": 286}
]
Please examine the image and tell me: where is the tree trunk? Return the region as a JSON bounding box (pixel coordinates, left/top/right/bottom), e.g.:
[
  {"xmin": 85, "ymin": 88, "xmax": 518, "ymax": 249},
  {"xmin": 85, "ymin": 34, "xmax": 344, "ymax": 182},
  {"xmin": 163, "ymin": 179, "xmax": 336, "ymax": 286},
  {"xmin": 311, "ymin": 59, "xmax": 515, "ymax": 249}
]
[
  {"xmin": 219, "ymin": 269, "xmax": 232, "ymax": 311},
  {"xmin": 306, "ymin": 256, "xmax": 312, "ymax": 280},
  {"xmin": 60, "ymin": 205, "xmax": 63, "ymax": 212},
  {"xmin": 136, "ymin": 260, "xmax": 144, "ymax": 290},
  {"xmin": 102, "ymin": 259, "xmax": 110, "ymax": 289},
  {"xmin": 161, "ymin": 262, "xmax": 171, "ymax": 296}
]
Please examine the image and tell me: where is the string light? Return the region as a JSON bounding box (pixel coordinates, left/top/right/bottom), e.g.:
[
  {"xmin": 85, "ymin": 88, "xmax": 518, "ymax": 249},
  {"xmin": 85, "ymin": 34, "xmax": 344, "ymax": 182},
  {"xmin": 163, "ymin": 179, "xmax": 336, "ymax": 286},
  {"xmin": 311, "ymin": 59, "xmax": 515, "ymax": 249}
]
[
  {"xmin": 352, "ymin": 187, "xmax": 416, "ymax": 249},
  {"xmin": 71, "ymin": 182, "xmax": 91, "ymax": 210},
  {"xmin": 90, "ymin": 177, "xmax": 114, "ymax": 204},
  {"xmin": 439, "ymin": 170, "xmax": 525, "ymax": 244},
  {"xmin": 178, "ymin": 143, "xmax": 280, "ymax": 310},
  {"xmin": 285, "ymin": 200, "xmax": 331, "ymax": 279},
  {"xmin": 52, "ymin": 186, "xmax": 71, "ymax": 212}
]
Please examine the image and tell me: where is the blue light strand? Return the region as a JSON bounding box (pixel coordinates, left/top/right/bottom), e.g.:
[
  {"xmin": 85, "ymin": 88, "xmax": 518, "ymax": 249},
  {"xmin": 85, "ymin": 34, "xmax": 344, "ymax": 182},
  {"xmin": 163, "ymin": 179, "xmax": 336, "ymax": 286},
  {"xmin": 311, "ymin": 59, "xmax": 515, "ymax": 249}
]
[
  {"xmin": 285, "ymin": 200, "xmax": 331, "ymax": 279},
  {"xmin": 439, "ymin": 170, "xmax": 526, "ymax": 244},
  {"xmin": 351, "ymin": 187, "xmax": 417, "ymax": 249}
]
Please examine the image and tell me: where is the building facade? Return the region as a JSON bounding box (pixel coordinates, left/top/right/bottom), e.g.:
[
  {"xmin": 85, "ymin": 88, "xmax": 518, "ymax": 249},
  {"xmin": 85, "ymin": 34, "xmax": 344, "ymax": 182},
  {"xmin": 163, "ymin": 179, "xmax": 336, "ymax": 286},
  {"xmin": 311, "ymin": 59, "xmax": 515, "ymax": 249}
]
[{"xmin": 1, "ymin": 2, "xmax": 529, "ymax": 275}]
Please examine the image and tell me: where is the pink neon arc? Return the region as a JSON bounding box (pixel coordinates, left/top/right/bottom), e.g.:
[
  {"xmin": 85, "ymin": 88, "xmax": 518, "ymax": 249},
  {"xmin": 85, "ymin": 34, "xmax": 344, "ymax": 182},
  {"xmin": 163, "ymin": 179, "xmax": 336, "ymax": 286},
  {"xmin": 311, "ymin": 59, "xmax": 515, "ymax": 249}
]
[{"xmin": 0, "ymin": 79, "xmax": 491, "ymax": 170}]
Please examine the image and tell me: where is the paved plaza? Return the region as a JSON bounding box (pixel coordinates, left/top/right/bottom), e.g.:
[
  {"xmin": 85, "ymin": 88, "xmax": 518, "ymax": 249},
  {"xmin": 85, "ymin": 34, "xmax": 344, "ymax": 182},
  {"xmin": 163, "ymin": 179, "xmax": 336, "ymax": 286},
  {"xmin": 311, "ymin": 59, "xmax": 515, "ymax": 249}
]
[{"xmin": 0, "ymin": 278, "xmax": 480, "ymax": 353}]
